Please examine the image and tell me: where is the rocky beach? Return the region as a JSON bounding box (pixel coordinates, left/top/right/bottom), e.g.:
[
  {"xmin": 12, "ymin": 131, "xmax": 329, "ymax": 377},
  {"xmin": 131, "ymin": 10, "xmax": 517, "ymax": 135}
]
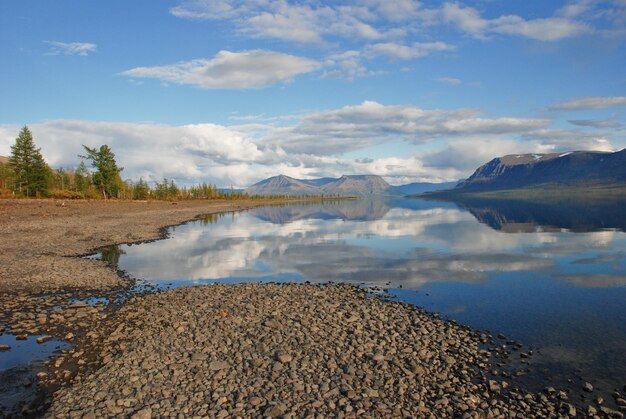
[{"xmin": 0, "ymin": 199, "xmax": 624, "ymax": 417}]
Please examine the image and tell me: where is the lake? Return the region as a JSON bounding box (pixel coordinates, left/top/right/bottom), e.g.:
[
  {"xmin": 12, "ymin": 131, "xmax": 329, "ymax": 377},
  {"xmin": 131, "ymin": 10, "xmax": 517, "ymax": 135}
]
[{"xmin": 94, "ymin": 197, "xmax": 626, "ymax": 400}]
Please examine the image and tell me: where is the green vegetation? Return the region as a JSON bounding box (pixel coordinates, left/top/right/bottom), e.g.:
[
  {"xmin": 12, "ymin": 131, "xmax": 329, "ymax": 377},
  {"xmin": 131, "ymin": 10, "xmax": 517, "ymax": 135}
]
[
  {"xmin": 80, "ymin": 145, "xmax": 124, "ymax": 199},
  {"xmin": 0, "ymin": 126, "xmax": 342, "ymax": 202},
  {"xmin": 7, "ymin": 126, "xmax": 53, "ymax": 197}
]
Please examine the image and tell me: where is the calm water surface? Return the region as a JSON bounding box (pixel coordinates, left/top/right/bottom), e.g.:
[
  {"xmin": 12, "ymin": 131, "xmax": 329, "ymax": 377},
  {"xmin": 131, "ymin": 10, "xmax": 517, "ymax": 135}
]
[{"xmin": 98, "ymin": 197, "xmax": 626, "ymax": 396}]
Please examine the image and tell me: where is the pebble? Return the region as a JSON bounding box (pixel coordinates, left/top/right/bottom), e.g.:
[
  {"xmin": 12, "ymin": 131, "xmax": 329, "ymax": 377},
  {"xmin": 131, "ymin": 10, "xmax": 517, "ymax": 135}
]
[{"xmin": 40, "ymin": 283, "xmax": 590, "ymax": 418}]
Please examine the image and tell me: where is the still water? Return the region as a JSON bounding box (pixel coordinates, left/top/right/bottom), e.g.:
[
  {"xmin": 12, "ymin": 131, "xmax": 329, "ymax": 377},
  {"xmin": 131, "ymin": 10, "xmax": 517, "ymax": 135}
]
[{"xmin": 97, "ymin": 197, "xmax": 626, "ymax": 397}]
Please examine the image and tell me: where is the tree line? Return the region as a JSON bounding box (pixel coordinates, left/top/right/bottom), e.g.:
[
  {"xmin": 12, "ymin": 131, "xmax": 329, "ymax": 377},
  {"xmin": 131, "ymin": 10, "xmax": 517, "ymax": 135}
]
[{"xmin": 0, "ymin": 126, "xmax": 254, "ymax": 201}]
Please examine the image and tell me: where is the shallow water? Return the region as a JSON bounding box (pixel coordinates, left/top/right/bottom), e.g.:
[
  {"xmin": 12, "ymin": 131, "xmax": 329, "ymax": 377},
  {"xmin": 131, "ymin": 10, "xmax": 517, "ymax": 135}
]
[
  {"xmin": 93, "ymin": 197, "xmax": 626, "ymax": 398},
  {"xmin": 0, "ymin": 334, "xmax": 67, "ymax": 371}
]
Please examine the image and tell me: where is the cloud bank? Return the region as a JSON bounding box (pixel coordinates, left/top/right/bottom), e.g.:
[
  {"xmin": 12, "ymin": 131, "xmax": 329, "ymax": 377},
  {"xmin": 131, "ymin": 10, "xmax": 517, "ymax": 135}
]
[{"xmin": 1, "ymin": 97, "xmax": 622, "ymax": 188}]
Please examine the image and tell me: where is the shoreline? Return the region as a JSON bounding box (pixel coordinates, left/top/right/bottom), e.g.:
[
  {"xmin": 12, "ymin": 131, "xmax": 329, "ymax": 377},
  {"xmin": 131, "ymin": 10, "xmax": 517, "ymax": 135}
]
[{"xmin": 0, "ymin": 199, "xmax": 621, "ymax": 417}]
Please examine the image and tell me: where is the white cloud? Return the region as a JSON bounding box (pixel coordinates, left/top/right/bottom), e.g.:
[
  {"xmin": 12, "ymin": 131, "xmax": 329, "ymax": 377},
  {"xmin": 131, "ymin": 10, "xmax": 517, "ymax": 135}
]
[
  {"xmin": 490, "ymin": 16, "xmax": 590, "ymax": 41},
  {"xmin": 435, "ymin": 77, "xmax": 462, "ymax": 85},
  {"xmin": 0, "ymin": 120, "xmax": 272, "ymax": 188},
  {"xmin": 264, "ymin": 101, "xmax": 551, "ymax": 155},
  {"xmin": 440, "ymin": 3, "xmax": 488, "ymax": 37},
  {"xmin": 440, "ymin": 2, "xmax": 590, "ymax": 41},
  {"xmin": 423, "ymin": 138, "xmax": 534, "ymax": 171},
  {"xmin": 550, "ymin": 96, "xmax": 626, "ymax": 110},
  {"xmin": 172, "ymin": 0, "xmax": 386, "ymax": 45},
  {"xmin": 121, "ymin": 50, "xmax": 321, "ymax": 89},
  {"xmin": 169, "ymin": 0, "xmax": 621, "ymax": 52},
  {"xmin": 322, "ymin": 50, "xmax": 372, "ymax": 80},
  {"xmin": 1, "ymin": 99, "xmax": 621, "ymax": 188},
  {"xmin": 45, "ymin": 41, "xmax": 97, "ymax": 56},
  {"xmin": 568, "ymin": 118, "xmax": 621, "ymax": 128},
  {"xmin": 521, "ymin": 129, "xmax": 616, "ymax": 151},
  {"xmin": 365, "ymin": 41, "xmax": 454, "ymax": 60}
]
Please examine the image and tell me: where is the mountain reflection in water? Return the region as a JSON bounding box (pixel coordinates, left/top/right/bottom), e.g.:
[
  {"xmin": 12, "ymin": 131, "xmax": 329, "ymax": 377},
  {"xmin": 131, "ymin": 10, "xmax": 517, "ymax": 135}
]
[
  {"xmin": 443, "ymin": 196, "xmax": 626, "ymax": 233},
  {"xmin": 93, "ymin": 197, "xmax": 626, "ymax": 399}
]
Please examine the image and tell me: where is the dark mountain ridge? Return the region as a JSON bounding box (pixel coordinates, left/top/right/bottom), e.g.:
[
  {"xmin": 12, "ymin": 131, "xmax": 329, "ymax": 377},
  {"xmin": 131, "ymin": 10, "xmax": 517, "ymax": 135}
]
[{"xmin": 448, "ymin": 149, "xmax": 626, "ymax": 193}]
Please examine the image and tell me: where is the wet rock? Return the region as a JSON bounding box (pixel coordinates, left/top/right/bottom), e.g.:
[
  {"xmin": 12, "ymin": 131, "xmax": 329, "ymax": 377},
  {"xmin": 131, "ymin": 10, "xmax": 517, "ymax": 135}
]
[
  {"xmin": 600, "ymin": 406, "xmax": 624, "ymax": 418},
  {"xmin": 489, "ymin": 380, "xmax": 501, "ymax": 393},
  {"xmin": 583, "ymin": 382, "xmax": 593, "ymax": 392},
  {"xmin": 0, "ymin": 344, "xmax": 10, "ymax": 351},
  {"xmin": 36, "ymin": 335, "xmax": 53, "ymax": 344}
]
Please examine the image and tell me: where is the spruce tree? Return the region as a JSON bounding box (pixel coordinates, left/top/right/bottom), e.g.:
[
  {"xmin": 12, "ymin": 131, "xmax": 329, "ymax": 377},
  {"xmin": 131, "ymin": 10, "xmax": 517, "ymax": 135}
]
[
  {"xmin": 80, "ymin": 144, "xmax": 123, "ymax": 199},
  {"xmin": 74, "ymin": 161, "xmax": 88, "ymax": 192},
  {"xmin": 9, "ymin": 126, "xmax": 51, "ymax": 197}
]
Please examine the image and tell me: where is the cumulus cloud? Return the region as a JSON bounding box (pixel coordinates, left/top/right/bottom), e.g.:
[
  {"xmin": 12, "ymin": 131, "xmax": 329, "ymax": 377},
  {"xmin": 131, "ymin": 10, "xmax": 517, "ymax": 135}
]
[
  {"xmin": 121, "ymin": 50, "xmax": 321, "ymax": 89},
  {"xmin": 365, "ymin": 42, "xmax": 455, "ymax": 60},
  {"xmin": 1, "ymin": 99, "xmax": 621, "ymax": 188},
  {"xmin": 490, "ymin": 16, "xmax": 590, "ymax": 41},
  {"xmin": 169, "ymin": 0, "xmax": 620, "ymax": 55},
  {"xmin": 44, "ymin": 41, "xmax": 97, "ymax": 56},
  {"xmin": 521, "ymin": 129, "xmax": 616, "ymax": 152},
  {"xmin": 423, "ymin": 138, "xmax": 531, "ymax": 172},
  {"xmin": 263, "ymin": 101, "xmax": 550, "ymax": 155},
  {"xmin": 440, "ymin": 2, "xmax": 590, "ymax": 41},
  {"xmin": 0, "ymin": 120, "xmax": 272, "ymax": 188},
  {"xmin": 550, "ymin": 96, "xmax": 626, "ymax": 110},
  {"xmin": 171, "ymin": 0, "xmax": 387, "ymax": 45}
]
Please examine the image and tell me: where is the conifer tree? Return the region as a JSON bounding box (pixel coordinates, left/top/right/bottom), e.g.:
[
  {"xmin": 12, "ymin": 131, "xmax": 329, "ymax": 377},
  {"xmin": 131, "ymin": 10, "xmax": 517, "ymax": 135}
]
[
  {"xmin": 74, "ymin": 161, "xmax": 89, "ymax": 192},
  {"xmin": 9, "ymin": 126, "xmax": 51, "ymax": 197},
  {"xmin": 80, "ymin": 144, "xmax": 123, "ymax": 199}
]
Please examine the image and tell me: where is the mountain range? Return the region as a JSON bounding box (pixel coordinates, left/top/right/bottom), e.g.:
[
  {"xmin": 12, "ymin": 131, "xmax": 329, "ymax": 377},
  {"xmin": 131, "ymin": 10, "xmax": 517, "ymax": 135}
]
[
  {"xmin": 0, "ymin": 156, "xmax": 8, "ymax": 164},
  {"xmin": 246, "ymin": 174, "xmax": 398, "ymax": 197},
  {"xmin": 246, "ymin": 175, "xmax": 455, "ymax": 197},
  {"xmin": 427, "ymin": 149, "xmax": 626, "ymax": 196}
]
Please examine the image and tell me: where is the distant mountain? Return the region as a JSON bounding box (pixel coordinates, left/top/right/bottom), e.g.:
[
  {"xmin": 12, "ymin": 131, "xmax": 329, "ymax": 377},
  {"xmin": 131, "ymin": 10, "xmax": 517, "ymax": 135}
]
[
  {"xmin": 0, "ymin": 155, "xmax": 8, "ymax": 164},
  {"xmin": 321, "ymin": 175, "xmax": 394, "ymax": 197},
  {"xmin": 246, "ymin": 175, "xmax": 322, "ymax": 196},
  {"xmin": 246, "ymin": 174, "xmax": 399, "ymax": 197},
  {"xmin": 434, "ymin": 149, "xmax": 626, "ymax": 194},
  {"xmin": 300, "ymin": 177, "xmax": 337, "ymax": 187},
  {"xmin": 393, "ymin": 181, "xmax": 458, "ymax": 195}
]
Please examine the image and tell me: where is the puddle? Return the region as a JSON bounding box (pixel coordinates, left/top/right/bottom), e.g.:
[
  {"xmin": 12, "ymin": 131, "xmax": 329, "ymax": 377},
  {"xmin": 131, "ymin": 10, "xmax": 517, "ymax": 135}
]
[{"xmin": 0, "ymin": 334, "xmax": 68, "ymax": 372}]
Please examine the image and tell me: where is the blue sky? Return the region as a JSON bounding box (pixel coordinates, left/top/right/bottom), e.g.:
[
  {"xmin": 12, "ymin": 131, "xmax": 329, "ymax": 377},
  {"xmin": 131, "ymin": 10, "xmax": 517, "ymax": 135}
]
[{"xmin": 1, "ymin": 0, "xmax": 625, "ymax": 187}]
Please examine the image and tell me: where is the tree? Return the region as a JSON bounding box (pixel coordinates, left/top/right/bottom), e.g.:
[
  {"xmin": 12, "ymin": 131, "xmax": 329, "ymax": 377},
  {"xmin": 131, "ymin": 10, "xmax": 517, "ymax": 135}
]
[
  {"xmin": 9, "ymin": 126, "xmax": 51, "ymax": 197},
  {"xmin": 74, "ymin": 161, "xmax": 89, "ymax": 192},
  {"xmin": 54, "ymin": 168, "xmax": 71, "ymax": 191},
  {"xmin": 80, "ymin": 144, "xmax": 123, "ymax": 199},
  {"xmin": 133, "ymin": 177, "xmax": 150, "ymax": 200},
  {"xmin": 0, "ymin": 160, "xmax": 12, "ymax": 190}
]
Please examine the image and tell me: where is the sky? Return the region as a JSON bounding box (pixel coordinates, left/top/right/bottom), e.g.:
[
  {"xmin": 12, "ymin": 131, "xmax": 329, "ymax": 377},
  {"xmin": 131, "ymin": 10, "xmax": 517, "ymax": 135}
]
[{"xmin": 0, "ymin": 0, "xmax": 625, "ymax": 187}]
